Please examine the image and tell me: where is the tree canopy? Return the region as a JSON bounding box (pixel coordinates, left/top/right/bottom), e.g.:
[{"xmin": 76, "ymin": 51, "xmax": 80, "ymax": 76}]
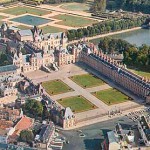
[
  {"xmin": 98, "ymin": 37, "xmax": 150, "ymax": 68},
  {"xmin": 107, "ymin": 0, "xmax": 150, "ymax": 14},
  {"xmin": 91, "ymin": 0, "xmax": 106, "ymax": 13},
  {"xmin": 20, "ymin": 130, "xmax": 34, "ymax": 143},
  {"xmin": 23, "ymin": 99, "xmax": 43, "ymax": 117}
]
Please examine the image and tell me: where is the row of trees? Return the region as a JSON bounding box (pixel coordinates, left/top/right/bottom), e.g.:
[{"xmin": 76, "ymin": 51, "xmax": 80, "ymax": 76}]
[
  {"xmin": 67, "ymin": 16, "xmax": 147, "ymax": 41},
  {"xmin": 107, "ymin": 0, "xmax": 150, "ymax": 14},
  {"xmin": 98, "ymin": 37, "xmax": 150, "ymax": 67}
]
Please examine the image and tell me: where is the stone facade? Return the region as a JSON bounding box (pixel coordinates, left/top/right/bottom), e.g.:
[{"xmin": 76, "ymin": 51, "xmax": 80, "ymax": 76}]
[{"xmin": 79, "ymin": 44, "xmax": 150, "ymax": 101}]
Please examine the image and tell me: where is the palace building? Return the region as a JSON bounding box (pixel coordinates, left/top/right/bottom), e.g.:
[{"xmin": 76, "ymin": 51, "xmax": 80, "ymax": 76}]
[{"xmin": 79, "ymin": 44, "xmax": 150, "ymax": 103}]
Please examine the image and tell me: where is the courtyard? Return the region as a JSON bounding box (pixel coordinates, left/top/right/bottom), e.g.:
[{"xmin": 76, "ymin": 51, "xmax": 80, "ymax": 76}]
[
  {"xmin": 42, "ymin": 79, "xmax": 73, "ymax": 95},
  {"xmin": 92, "ymin": 88, "xmax": 129, "ymax": 105},
  {"xmin": 0, "ymin": 6, "xmax": 50, "ymax": 16},
  {"xmin": 69, "ymin": 74, "xmax": 104, "ymax": 88},
  {"xmin": 52, "ymin": 14, "xmax": 98, "ymax": 27},
  {"xmin": 57, "ymin": 96, "xmax": 97, "ymax": 113}
]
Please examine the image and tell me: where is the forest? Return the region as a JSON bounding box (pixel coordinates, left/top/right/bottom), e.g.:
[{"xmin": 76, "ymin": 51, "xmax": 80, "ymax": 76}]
[{"xmin": 107, "ymin": 0, "xmax": 150, "ymax": 14}]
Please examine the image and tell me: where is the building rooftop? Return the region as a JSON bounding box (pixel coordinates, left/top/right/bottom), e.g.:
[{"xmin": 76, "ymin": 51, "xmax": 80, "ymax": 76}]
[
  {"xmin": 15, "ymin": 116, "xmax": 33, "ymax": 131},
  {"xmin": 140, "ymin": 116, "xmax": 150, "ymax": 141},
  {"xmin": 0, "ymin": 65, "xmax": 18, "ymax": 74},
  {"xmin": 89, "ymin": 53, "xmax": 150, "ymax": 90},
  {"xmin": 18, "ymin": 29, "xmax": 33, "ymax": 37}
]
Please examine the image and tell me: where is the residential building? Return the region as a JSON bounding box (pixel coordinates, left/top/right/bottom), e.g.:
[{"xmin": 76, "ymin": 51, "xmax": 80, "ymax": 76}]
[
  {"xmin": 0, "ymin": 107, "xmax": 23, "ymax": 121},
  {"xmin": 0, "ymin": 120, "xmax": 15, "ymax": 144},
  {"xmin": 138, "ymin": 115, "xmax": 150, "ymax": 146},
  {"xmin": 0, "ymin": 72, "xmax": 22, "ymax": 97},
  {"xmin": 102, "ymin": 123, "xmax": 135, "ymax": 150}
]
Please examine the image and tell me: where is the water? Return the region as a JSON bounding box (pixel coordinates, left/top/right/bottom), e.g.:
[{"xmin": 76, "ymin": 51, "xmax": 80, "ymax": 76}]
[
  {"xmin": 91, "ymin": 29, "xmax": 150, "ymax": 47},
  {"xmin": 10, "ymin": 15, "xmax": 52, "ymax": 26}
]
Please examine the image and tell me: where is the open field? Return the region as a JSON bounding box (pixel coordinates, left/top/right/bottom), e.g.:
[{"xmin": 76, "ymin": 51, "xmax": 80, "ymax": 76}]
[
  {"xmin": 57, "ymin": 96, "xmax": 97, "ymax": 113},
  {"xmin": 92, "ymin": 88, "xmax": 128, "ymax": 105},
  {"xmin": 42, "ymin": 79, "xmax": 73, "ymax": 95},
  {"xmin": 41, "ymin": 25, "xmax": 65, "ymax": 33},
  {"xmin": 0, "ymin": 6, "xmax": 50, "ymax": 16},
  {"xmin": 70, "ymin": 74, "xmax": 104, "ymax": 88},
  {"xmin": 53, "ymin": 14, "xmax": 98, "ymax": 27},
  {"xmin": 60, "ymin": 3, "xmax": 90, "ymax": 12}
]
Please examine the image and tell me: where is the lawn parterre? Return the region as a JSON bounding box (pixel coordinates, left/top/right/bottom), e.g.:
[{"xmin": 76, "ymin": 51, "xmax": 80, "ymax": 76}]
[
  {"xmin": 57, "ymin": 96, "xmax": 97, "ymax": 113},
  {"xmin": 17, "ymin": 25, "xmax": 31, "ymax": 30},
  {"xmin": 0, "ymin": 15, "xmax": 7, "ymax": 25},
  {"xmin": 1, "ymin": 6, "xmax": 50, "ymax": 16},
  {"xmin": 42, "ymin": 79, "xmax": 73, "ymax": 95},
  {"xmin": 70, "ymin": 74, "xmax": 104, "ymax": 88},
  {"xmin": 53, "ymin": 14, "xmax": 98, "ymax": 27},
  {"xmin": 60, "ymin": 3, "xmax": 90, "ymax": 12},
  {"xmin": 41, "ymin": 25, "xmax": 65, "ymax": 33},
  {"xmin": 92, "ymin": 88, "xmax": 129, "ymax": 105}
]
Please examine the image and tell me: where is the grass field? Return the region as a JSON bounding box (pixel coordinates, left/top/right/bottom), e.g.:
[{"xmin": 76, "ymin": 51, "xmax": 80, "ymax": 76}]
[
  {"xmin": 0, "ymin": 15, "xmax": 7, "ymax": 25},
  {"xmin": 53, "ymin": 14, "xmax": 98, "ymax": 27},
  {"xmin": 17, "ymin": 25, "xmax": 30, "ymax": 30},
  {"xmin": 70, "ymin": 74, "xmax": 104, "ymax": 88},
  {"xmin": 42, "ymin": 79, "xmax": 73, "ymax": 95},
  {"xmin": 61, "ymin": 3, "xmax": 90, "ymax": 11},
  {"xmin": 57, "ymin": 96, "xmax": 97, "ymax": 113},
  {"xmin": 41, "ymin": 25, "xmax": 65, "ymax": 33},
  {"xmin": 1, "ymin": 6, "xmax": 50, "ymax": 16},
  {"xmin": 92, "ymin": 88, "xmax": 128, "ymax": 105}
]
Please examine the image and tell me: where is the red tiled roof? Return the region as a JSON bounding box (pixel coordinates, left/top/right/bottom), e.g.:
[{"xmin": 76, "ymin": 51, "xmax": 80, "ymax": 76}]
[
  {"xmin": 0, "ymin": 120, "xmax": 13, "ymax": 129},
  {"xmin": 15, "ymin": 116, "xmax": 33, "ymax": 131}
]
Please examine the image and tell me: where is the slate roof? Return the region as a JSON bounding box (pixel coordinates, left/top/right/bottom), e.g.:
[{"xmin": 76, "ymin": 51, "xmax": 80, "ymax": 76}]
[
  {"xmin": 64, "ymin": 107, "xmax": 74, "ymax": 119},
  {"xmin": 0, "ymin": 65, "xmax": 18, "ymax": 73},
  {"xmin": 18, "ymin": 30, "xmax": 32, "ymax": 37},
  {"xmin": 89, "ymin": 53, "xmax": 150, "ymax": 90}
]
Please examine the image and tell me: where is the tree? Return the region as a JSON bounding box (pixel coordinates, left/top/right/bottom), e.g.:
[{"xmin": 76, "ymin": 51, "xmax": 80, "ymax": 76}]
[
  {"xmin": 24, "ymin": 99, "xmax": 43, "ymax": 117},
  {"xmin": 20, "ymin": 130, "xmax": 34, "ymax": 143},
  {"xmin": 91, "ymin": 0, "xmax": 106, "ymax": 13}
]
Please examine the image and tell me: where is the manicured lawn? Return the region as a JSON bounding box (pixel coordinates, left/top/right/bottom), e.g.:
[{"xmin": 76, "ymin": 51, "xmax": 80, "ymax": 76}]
[
  {"xmin": 53, "ymin": 14, "xmax": 98, "ymax": 27},
  {"xmin": 57, "ymin": 96, "xmax": 97, "ymax": 113},
  {"xmin": 61, "ymin": 3, "xmax": 90, "ymax": 11},
  {"xmin": 70, "ymin": 74, "xmax": 105, "ymax": 88},
  {"xmin": 17, "ymin": 25, "xmax": 31, "ymax": 30},
  {"xmin": 1, "ymin": 6, "xmax": 50, "ymax": 16},
  {"xmin": 92, "ymin": 88, "xmax": 129, "ymax": 105},
  {"xmin": 42, "ymin": 79, "xmax": 73, "ymax": 95},
  {"xmin": 41, "ymin": 25, "xmax": 65, "ymax": 33},
  {"xmin": 0, "ymin": 15, "xmax": 7, "ymax": 25}
]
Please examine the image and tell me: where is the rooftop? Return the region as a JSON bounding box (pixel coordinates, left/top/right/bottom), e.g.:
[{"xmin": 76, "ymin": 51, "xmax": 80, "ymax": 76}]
[
  {"xmin": 15, "ymin": 116, "xmax": 33, "ymax": 132},
  {"xmin": 18, "ymin": 29, "xmax": 33, "ymax": 37},
  {"xmin": 0, "ymin": 65, "xmax": 18, "ymax": 74}
]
